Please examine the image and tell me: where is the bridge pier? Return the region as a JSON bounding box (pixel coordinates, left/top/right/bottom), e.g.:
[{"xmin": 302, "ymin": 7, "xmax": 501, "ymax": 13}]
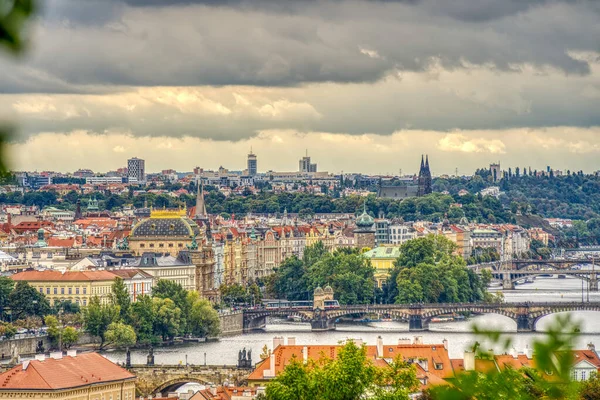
[
  {"xmin": 243, "ymin": 315, "xmax": 266, "ymax": 333},
  {"xmin": 408, "ymin": 315, "xmax": 429, "ymax": 332},
  {"xmin": 590, "ymin": 275, "xmax": 598, "ymax": 292},
  {"xmin": 516, "ymin": 314, "xmax": 534, "ymax": 332},
  {"xmin": 310, "ymin": 318, "xmax": 336, "ymax": 332},
  {"xmin": 503, "ymin": 272, "xmax": 515, "ymax": 290}
]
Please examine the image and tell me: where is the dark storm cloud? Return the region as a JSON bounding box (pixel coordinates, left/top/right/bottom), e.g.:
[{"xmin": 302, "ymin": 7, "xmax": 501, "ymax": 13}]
[{"xmin": 0, "ymin": 0, "xmax": 593, "ymax": 93}]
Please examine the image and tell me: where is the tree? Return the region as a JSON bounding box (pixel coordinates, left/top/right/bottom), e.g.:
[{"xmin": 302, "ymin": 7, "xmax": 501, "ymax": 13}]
[
  {"xmin": 61, "ymin": 326, "xmax": 79, "ymax": 349},
  {"xmin": 152, "ymin": 297, "xmax": 181, "ymax": 341},
  {"xmin": 82, "ymin": 296, "xmax": 120, "ymax": 349},
  {"xmin": 265, "ymin": 341, "xmax": 419, "ymax": 400},
  {"xmin": 579, "ymin": 373, "xmax": 600, "ymax": 400},
  {"xmin": 104, "ymin": 322, "xmax": 137, "ymax": 348},
  {"xmin": 129, "ymin": 295, "xmax": 155, "ymax": 344},
  {"xmin": 186, "ymin": 292, "xmax": 220, "ymax": 338},
  {"xmin": 8, "ymin": 281, "xmax": 50, "ymax": 320},
  {"xmin": 0, "ymin": 322, "xmax": 16, "ymax": 339},
  {"xmin": 111, "ymin": 277, "xmax": 131, "ymax": 322},
  {"xmin": 0, "ymin": 277, "xmax": 14, "ymax": 320}
]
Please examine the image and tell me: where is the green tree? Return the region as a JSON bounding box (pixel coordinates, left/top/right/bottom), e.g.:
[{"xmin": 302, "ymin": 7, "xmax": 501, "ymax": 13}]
[
  {"xmin": 61, "ymin": 326, "xmax": 79, "ymax": 349},
  {"xmin": 104, "ymin": 322, "xmax": 137, "ymax": 348},
  {"xmin": 152, "ymin": 297, "xmax": 181, "ymax": 341},
  {"xmin": 579, "ymin": 373, "xmax": 600, "ymax": 400},
  {"xmin": 82, "ymin": 296, "xmax": 120, "ymax": 349},
  {"xmin": 186, "ymin": 292, "xmax": 220, "ymax": 338},
  {"xmin": 111, "ymin": 277, "xmax": 131, "ymax": 322},
  {"xmin": 129, "ymin": 295, "xmax": 155, "ymax": 344},
  {"xmin": 8, "ymin": 281, "xmax": 50, "ymax": 320},
  {"xmin": 0, "ymin": 277, "xmax": 14, "ymax": 320},
  {"xmin": 0, "ymin": 321, "xmax": 16, "ymax": 339}
]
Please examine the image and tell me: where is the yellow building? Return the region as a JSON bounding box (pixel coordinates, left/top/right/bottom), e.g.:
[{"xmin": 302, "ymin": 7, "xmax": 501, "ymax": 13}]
[
  {"xmin": 11, "ymin": 270, "xmax": 117, "ymax": 306},
  {"xmin": 129, "ymin": 209, "xmax": 201, "ymax": 256},
  {"xmin": 0, "ymin": 352, "xmax": 136, "ymax": 400},
  {"xmin": 361, "ymin": 246, "xmax": 401, "ymax": 288}
]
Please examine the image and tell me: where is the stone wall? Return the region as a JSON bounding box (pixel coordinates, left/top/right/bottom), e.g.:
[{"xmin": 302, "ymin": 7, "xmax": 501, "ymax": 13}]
[
  {"xmin": 0, "ymin": 335, "xmax": 49, "ymax": 360},
  {"xmin": 219, "ymin": 312, "xmax": 243, "ymax": 336}
]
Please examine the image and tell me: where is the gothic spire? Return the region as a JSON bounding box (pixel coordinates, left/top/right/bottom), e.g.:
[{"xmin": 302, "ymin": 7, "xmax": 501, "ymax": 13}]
[
  {"xmin": 420, "ymin": 154, "xmax": 425, "ymax": 171},
  {"xmin": 195, "ymin": 180, "xmax": 207, "ymax": 218},
  {"xmin": 425, "ymin": 154, "xmax": 430, "ymax": 170}
]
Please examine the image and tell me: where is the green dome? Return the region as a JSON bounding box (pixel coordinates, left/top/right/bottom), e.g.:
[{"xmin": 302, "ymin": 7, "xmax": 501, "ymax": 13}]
[{"xmin": 356, "ymin": 209, "xmax": 374, "ymax": 228}]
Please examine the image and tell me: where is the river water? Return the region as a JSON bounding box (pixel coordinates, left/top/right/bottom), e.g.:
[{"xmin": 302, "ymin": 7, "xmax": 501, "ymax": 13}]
[{"xmin": 104, "ymin": 276, "xmax": 600, "ymax": 369}]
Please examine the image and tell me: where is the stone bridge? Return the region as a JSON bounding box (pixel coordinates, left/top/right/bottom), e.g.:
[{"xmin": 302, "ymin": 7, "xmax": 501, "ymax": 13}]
[
  {"xmin": 243, "ymin": 302, "xmax": 600, "ymax": 333},
  {"xmin": 468, "ymin": 259, "xmax": 599, "ymax": 290},
  {"xmin": 130, "ymin": 365, "xmax": 251, "ymax": 396}
]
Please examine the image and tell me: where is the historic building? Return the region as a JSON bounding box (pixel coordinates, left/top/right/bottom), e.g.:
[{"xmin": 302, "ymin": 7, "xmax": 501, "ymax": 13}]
[
  {"xmin": 11, "ymin": 270, "xmax": 118, "ymax": 306},
  {"xmin": 354, "ymin": 205, "xmax": 376, "ymax": 250},
  {"xmin": 417, "ymin": 154, "xmax": 432, "ymax": 197},
  {"xmin": 129, "ymin": 209, "xmax": 201, "ymax": 256},
  {"xmin": 362, "ymin": 246, "xmax": 402, "ymax": 288},
  {"xmin": 137, "ymin": 251, "xmax": 197, "ymax": 292},
  {"xmin": 0, "ymin": 352, "xmax": 136, "ymax": 400}
]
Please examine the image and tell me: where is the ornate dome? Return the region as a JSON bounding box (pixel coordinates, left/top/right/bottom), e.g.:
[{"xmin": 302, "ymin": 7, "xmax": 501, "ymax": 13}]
[
  {"xmin": 314, "ymin": 286, "xmax": 324, "ymax": 296},
  {"xmin": 323, "ymin": 285, "xmax": 333, "ymax": 294},
  {"xmin": 131, "ymin": 210, "xmax": 200, "ymax": 238},
  {"xmin": 356, "ymin": 207, "xmax": 375, "ymax": 228}
]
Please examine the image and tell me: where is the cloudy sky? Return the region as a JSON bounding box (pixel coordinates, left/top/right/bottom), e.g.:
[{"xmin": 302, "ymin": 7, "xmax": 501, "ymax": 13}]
[{"xmin": 2, "ymin": 0, "xmax": 600, "ymax": 174}]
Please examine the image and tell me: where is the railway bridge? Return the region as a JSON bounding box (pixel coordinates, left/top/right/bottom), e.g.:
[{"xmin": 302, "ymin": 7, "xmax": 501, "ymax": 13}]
[{"xmin": 242, "ymin": 302, "xmax": 600, "ymax": 333}]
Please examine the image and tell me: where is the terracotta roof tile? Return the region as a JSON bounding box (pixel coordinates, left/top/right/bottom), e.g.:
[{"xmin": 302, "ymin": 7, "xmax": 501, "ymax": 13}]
[
  {"xmin": 0, "ymin": 353, "xmax": 134, "ymax": 390},
  {"xmin": 11, "ymin": 270, "xmax": 117, "ymax": 282}
]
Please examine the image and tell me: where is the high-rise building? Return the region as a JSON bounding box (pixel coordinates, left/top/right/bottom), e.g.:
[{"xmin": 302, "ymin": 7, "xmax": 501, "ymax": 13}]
[
  {"xmin": 247, "ymin": 150, "xmax": 258, "ymax": 176},
  {"xmin": 127, "ymin": 157, "xmax": 145, "ymax": 183},
  {"xmin": 299, "ymin": 151, "xmax": 317, "ymax": 173}
]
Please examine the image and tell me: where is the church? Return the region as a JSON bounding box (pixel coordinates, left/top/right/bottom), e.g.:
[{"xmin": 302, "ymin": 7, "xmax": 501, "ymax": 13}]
[{"xmin": 377, "ymin": 155, "xmax": 432, "ymax": 199}]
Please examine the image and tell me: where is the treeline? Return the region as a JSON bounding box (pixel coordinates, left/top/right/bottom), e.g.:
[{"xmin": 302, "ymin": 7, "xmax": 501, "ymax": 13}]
[
  {"xmin": 435, "ymin": 171, "xmax": 600, "ymax": 220},
  {"xmin": 267, "ymin": 242, "xmax": 376, "ymax": 304},
  {"xmin": 0, "ymin": 277, "xmax": 220, "ymax": 350}
]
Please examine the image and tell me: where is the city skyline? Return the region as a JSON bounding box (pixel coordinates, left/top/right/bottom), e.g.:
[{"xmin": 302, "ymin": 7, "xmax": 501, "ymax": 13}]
[{"xmin": 1, "ymin": 0, "xmax": 600, "ymax": 173}]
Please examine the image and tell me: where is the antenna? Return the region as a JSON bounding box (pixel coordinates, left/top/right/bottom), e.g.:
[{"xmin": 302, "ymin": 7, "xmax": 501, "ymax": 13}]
[{"xmin": 455, "ymin": 167, "xmax": 458, "ymax": 177}]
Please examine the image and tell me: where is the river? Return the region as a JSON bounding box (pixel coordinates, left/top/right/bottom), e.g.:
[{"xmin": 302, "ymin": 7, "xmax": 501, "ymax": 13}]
[{"xmin": 104, "ymin": 276, "xmax": 600, "ymax": 374}]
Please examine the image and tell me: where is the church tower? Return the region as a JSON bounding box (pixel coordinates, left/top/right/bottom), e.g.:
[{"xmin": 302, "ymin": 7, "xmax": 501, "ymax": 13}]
[{"xmin": 417, "ymin": 155, "xmax": 432, "ymax": 196}]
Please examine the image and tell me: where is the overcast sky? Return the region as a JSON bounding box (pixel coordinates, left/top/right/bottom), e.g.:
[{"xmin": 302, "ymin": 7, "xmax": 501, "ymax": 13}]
[{"xmin": 2, "ymin": 0, "xmax": 600, "ymax": 174}]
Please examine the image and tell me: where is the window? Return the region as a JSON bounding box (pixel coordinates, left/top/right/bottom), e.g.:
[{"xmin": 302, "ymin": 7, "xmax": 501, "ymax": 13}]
[
  {"xmin": 68, "ymin": 287, "xmax": 72, "ymax": 295},
  {"xmin": 581, "ymin": 371, "xmax": 587, "ymax": 381},
  {"xmin": 140, "ymin": 243, "xmax": 145, "ymax": 248},
  {"xmin": 435, "ymin": 363, "xmax": 443, "ymax": 370},
  {"xmin": 46, "ymin": 288, "xmax": 50, "ymax": 294},
  {"xmin": 159, "ymin": 243, "xmax": 164, "ymax": 248},
  {"xmin": 178, "ymin": 243, "xmax": 183, "ymax": 247},
  {"xmin": 54, "ymin": 288, "xmax": 57, "ymax": 294},
  {"xmin": 83, "ymin": 299, "xmax": 87, "ymax": 306},
  {"xmin": 83, "ymin": 288, "xmax": 87, "ymax": 294},
  {"xmin": 61, "ymin": 288, "xmax": 65, "ymax": 294},
  {"xmin": 76, "ymin": 288, "xmax": 80, "ymax": 294},
  {"xmin": 150, "ymin": 243, "xmax": 155, "ymax": 248},
  {"xmin": 39, "ymin": 288, "xmax": 43, "ymax": 294},
  {"xmin": 169, "ymin": 243, "xmax": 174, "ymax": 248}
]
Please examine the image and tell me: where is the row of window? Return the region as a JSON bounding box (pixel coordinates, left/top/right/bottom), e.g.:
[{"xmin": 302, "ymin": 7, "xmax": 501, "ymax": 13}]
[
  {"xmin": 39, "ymin": 287, "xmax": 87, "ymax": 295},
  {"xmin": 139, "ymin": 243, "xmax": 184, "ymax": 248}
]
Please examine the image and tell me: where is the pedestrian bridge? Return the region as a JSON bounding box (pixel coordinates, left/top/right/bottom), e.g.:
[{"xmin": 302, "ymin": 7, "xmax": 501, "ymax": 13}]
[{"xmin": 242, "ymin": 302, "xmax": 600, "ymax": 333}]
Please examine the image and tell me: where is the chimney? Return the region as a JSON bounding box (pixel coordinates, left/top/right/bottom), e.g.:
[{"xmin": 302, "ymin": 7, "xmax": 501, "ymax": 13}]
[
  {"xmin": 67, "ymin": 350, "xmax": 77, "ymax": 357},
  {"xmin": 588, "ymin": 342, "xmax": 597, "ymax": 355},
  {"xmin": 22, "ymin": 360, "xmax": 30, "ymax": 370},
  {"xmin": 302, "ymin": 346, "xmax": 308, "ymax": 364},
  {"xmin": 376, "ymin": 336, "xmax": 384, "ymax": 358},
  {"xmin": 34, "ymin": 354, "xmax": 45, "ymax": 361},
  {"xmin": 464, "ymin": 350, "xmax": 475, "ymax": 371},
  {"xmin": 442, "ymin": 339, "xmax": 448, "ymax": 350},
  {"xmin": 414, "ymin": 336, "xmax": 423, "ymax": 345},
  {"xmin": 273, "ymin": 336, "xmax": 283, "ymax": 349},
  {"xmin": 510, "ymin": 347, "xmax": 518, "ymax": 359},
  {"xmin": 287, "ymin": 337, "xmax": 296, "ymax": 346},
  {"xmin": 525, "ymin": 345, "xmax": 533, "ymax": 359},
  {"xmin": 50, "ymin": 351, "xmax": 63, "ymax": 360}
]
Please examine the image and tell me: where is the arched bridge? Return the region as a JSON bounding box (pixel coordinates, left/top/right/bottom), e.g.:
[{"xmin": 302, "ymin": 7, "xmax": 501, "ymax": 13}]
[
  {"xmin": 130, "ymin": 365, "xmax": 251, "ymax": 396},
  {"xmin": 243, "ymin": 302, "xmax": 600, "ymax": 333}
]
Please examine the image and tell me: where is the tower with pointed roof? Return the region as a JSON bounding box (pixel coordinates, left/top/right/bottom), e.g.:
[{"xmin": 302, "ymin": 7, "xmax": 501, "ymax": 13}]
[
  {"xmin": 354, "ymin": 202, "xmax": 376, "ymax": 250},
  {"xmin": 195, "ymin": 180, "xmax": 208, "ymax": 219},
  {"xmin": 417, "ymin": 154, "xmax": 432, "ymax": 197}
]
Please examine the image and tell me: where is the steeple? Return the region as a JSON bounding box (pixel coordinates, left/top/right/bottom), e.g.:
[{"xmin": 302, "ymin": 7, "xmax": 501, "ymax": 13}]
[
  {"xmin": 195, "ymin": 180, "xmax": 207, "ymax": 218},
  {"xmin": 425, "ymin": 154, "xmax": 429, "ymax": 170},
  {"xmin": 420, "ymin": 154, "xmax": 425, "ymax": 171}
]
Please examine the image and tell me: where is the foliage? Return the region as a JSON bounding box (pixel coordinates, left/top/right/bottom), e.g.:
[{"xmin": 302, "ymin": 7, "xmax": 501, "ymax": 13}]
[
  {"xmin": 111, "ymin": 277, "xmax": 131, "ymax": 322},
  {"xmin": 270, "ymin": 243, "xmax": 376, "ymax": 304},
  {"xmin": 8, "ymin": 281, "xmax": 51, "ymax": 320},
  {"xmin": 186, "ymin": 291, "xmax": 220, "ymax": 338},
  {"xmin": 129, "ymin": 295, "xmax": 156, "ymax": 344},
  {"xmin": 152, "ymin": 297, "xmax": 181, "ymax": 341},
  {"xmin": 0, "ymin": 277, "xmax": 14, "ymax": 320},
  {"xmin": 579, "ymin": 373, "xmax": 600, "ymax": 400},
  {"xmin": 0, "ymin": 321, "xmax": 16, "ymax": 338},
  {"xmin": 14, "ymin": 315, "xmax": 42, "ymax": 330},
  {"xmin": 61, "ymin": 326, "xmax": 79, "ymax": 349},
  {"xmin": 265, "ymin": 340, "xmax": 419, "ymax": 400},
  {"xmin": 45, "ymin": 315, "xmax": 78, "ymax": 349},
  {"xmin": 104, "ymin": 322, "xmax": 137, "ymax": 348},
  {"xmin": 220, "ymin": 283, "xmax": 258, "ymax": 306},
  {"xmin": 391, "ymin": 235, "xmax": 488, "ymax": 303},
  {"xmin": 82, "ymin": 296, "xmax": 120, "ymax": 349}
]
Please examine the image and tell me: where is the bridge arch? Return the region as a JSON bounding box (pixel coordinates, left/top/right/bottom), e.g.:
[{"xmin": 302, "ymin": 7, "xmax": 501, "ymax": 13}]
[
  {"xmin": 507, "ymin": 273, "xmax": 592, "ymax": 284},
  {"xmin": 322, "ymin": 308, "xmax": 411, "ymax": 323},
  {"xmin": 421, "ymin": 306, "xmax": 518, "ymax": 321},
  {"xmin": 154, "ymin": 378, "xmax": 208, "ymax": 395},
  {"xmin": 529, "ymin": 305, "xmax": 600, "ymax": 331}
]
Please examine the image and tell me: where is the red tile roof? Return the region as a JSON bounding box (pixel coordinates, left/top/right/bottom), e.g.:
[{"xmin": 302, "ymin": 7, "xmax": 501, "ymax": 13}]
[{"xmin": 0, "ymin": 353, "xmax": 135, "ymax": 390}]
